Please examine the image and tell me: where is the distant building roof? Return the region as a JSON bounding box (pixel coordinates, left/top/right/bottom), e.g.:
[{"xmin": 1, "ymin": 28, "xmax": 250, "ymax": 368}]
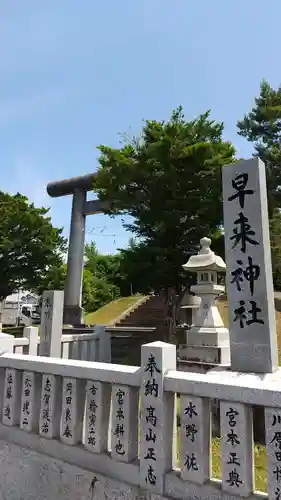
[{"xmin": 5, "ymin": 291, "xmax": 38, "ymax": 303}]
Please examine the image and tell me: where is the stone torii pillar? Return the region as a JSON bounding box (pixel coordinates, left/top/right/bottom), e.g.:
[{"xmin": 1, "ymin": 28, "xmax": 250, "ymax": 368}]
[{"xmin": 47, "ymin": 173, "xmax": 109, "ymax": 326}]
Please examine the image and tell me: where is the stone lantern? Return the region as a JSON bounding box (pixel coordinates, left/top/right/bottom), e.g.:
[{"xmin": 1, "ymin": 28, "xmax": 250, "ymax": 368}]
[{"xmin": 179, "ymin": 237, "xmax": 230, "ymax": 367}]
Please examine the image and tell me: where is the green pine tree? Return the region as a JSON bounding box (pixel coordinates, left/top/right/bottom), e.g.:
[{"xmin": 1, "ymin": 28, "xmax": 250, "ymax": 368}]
[{"xmin": 237, "ymin": 80, "xmax": 281, "ymax": 216}]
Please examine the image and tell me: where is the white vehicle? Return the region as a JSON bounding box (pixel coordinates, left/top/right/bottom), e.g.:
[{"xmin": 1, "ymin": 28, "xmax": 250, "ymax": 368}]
[{"xmin": 21, "ymin": 304, "xmax": 40, "ymax": 321}]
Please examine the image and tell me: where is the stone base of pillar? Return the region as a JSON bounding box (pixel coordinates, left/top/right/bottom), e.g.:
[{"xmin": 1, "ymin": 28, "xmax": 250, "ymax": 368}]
[
  {"xmin": 178, "ymin": 344, "xmax": 230, "ymax": 365},
  {"xmin": 63, "ymin": 305, "xmax": 84, "ymax": 326}
]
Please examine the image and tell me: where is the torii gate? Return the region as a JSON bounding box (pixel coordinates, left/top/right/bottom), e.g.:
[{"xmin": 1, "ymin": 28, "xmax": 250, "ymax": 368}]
[{"xmin": 47, "ymin": 173, "xmax": 109, "ymax": 325}]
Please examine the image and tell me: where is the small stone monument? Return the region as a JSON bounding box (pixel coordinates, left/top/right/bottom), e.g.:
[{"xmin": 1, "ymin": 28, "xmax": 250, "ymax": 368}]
[
  {"xmin": 178, "ymin": 237, "xmax": 230, "ymax": 366},
  {"xmin": 39, "ymin": 290, "xmax": 63, "ymax": 358}
]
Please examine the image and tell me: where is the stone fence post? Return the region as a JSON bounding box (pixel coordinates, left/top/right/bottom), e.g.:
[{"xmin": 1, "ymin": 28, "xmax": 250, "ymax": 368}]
[
  {"xmin": 23, "ymin": 326, "xmax": 38, "ymax": 356},
  {"xmin": 140, "ymin": 341, "xmax": 176, "ymax": 494},
  {"xmin": 96, "ymin": 325, "xmax": 111, "ymax": 363},
  {"xmin": 0, "ymin": 332, "xmax": 14, "ymax": 354},
  {"xmin": 39, "ymin": 290, "xmax": 63, "ymax": 358},
  {"xmin": 0, "ymin": 332, "xmax": 15, "ymax": 418}
]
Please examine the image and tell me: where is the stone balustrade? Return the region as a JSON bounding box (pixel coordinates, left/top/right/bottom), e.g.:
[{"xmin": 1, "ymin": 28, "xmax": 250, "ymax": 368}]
[
  {"xmin": 0, "ymin": 340, "xmax": 277, "ymax": 499},
  {"xmin": 11, "ymin": 325, "xmax": 111, "ymax": 362}
]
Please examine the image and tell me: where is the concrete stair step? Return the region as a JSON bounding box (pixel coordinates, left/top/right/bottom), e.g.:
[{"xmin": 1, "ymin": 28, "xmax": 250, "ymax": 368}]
[{"xmin": 113, "ymin": 296, "xmax": 168, "ymax": 341}]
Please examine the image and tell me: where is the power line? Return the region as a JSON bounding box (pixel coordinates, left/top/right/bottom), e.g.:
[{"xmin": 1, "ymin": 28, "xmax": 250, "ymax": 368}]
[
  {"xmin": 87, "ymin": 233, "xmax": 125, "ymax": 238},
  {"xmin": 86, "ymin": 226, "xmax": 128, "ymax": 238}
]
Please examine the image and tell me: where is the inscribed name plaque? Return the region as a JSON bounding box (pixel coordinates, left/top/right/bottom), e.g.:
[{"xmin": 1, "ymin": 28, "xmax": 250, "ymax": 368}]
[
  {"xmin": 60, "ymin": 377, "xmax": 84, "ymax": 445},
  {"xmin": 84, "ymin": 380, "xmax": 111, "ymax": 453},
  {"xmin": 140, "ymin": 341, "xmax": 176, "ymax": 494},
  {"xmin": 222, "ymin": 158, "xmax": 278, "ymax": 373},
  {"xmin": 2, "ymin": 369, "xmax": 21, "ymax": 426},
  {"xmin": 39, "ymin": 374, "xmax": 62, "ymax": 438},
  {"xmin": 180, "ymin": 395, "xmax": 210, "ymax": 484},
  {"xmin": 111, "ymin": 384, "xmax": 138, "ymax": 462},
  {"xmin": 265, "ymin": 407, "xmax": 281, "ymax": 500},
  {"xmin": 20, "ymin": 371, "xmax": 40, "ymax": 432},
  {"xmin": 220, "ymin": 401, "xmax": 253, "ymax": 496}
]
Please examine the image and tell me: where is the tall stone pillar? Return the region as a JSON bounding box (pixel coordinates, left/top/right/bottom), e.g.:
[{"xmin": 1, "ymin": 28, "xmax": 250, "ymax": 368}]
[{"xmin": 63, "ymin": 188, "xmax": 86, "ymax": 325}]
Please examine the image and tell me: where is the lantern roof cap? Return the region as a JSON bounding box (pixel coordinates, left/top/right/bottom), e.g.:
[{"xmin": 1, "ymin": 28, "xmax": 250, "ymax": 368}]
[{"xmin": 182, "ymin": 237, "xmax": 226, "ymax": 273}]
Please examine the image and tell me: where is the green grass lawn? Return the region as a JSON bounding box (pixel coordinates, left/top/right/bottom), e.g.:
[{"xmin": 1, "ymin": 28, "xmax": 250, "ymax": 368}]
[
  {"xmin": 84, "ymin": 294, "xmax": 144, "ymax": 325},
  {"xmin": 3, "ymin": 326, "xmax": 26, "ymax": 337}
]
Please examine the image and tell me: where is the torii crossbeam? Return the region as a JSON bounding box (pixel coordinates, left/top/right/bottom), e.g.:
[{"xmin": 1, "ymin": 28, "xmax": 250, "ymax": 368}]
[{"xmin": 47, "ymin": 173, "xmax": 109, "ymax": 325}]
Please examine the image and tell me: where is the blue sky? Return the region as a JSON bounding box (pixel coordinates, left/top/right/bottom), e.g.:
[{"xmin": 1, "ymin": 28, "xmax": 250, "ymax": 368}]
[{"xmin": 1, "ymin": 1, "xmax": 280, "ymax": 254}]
